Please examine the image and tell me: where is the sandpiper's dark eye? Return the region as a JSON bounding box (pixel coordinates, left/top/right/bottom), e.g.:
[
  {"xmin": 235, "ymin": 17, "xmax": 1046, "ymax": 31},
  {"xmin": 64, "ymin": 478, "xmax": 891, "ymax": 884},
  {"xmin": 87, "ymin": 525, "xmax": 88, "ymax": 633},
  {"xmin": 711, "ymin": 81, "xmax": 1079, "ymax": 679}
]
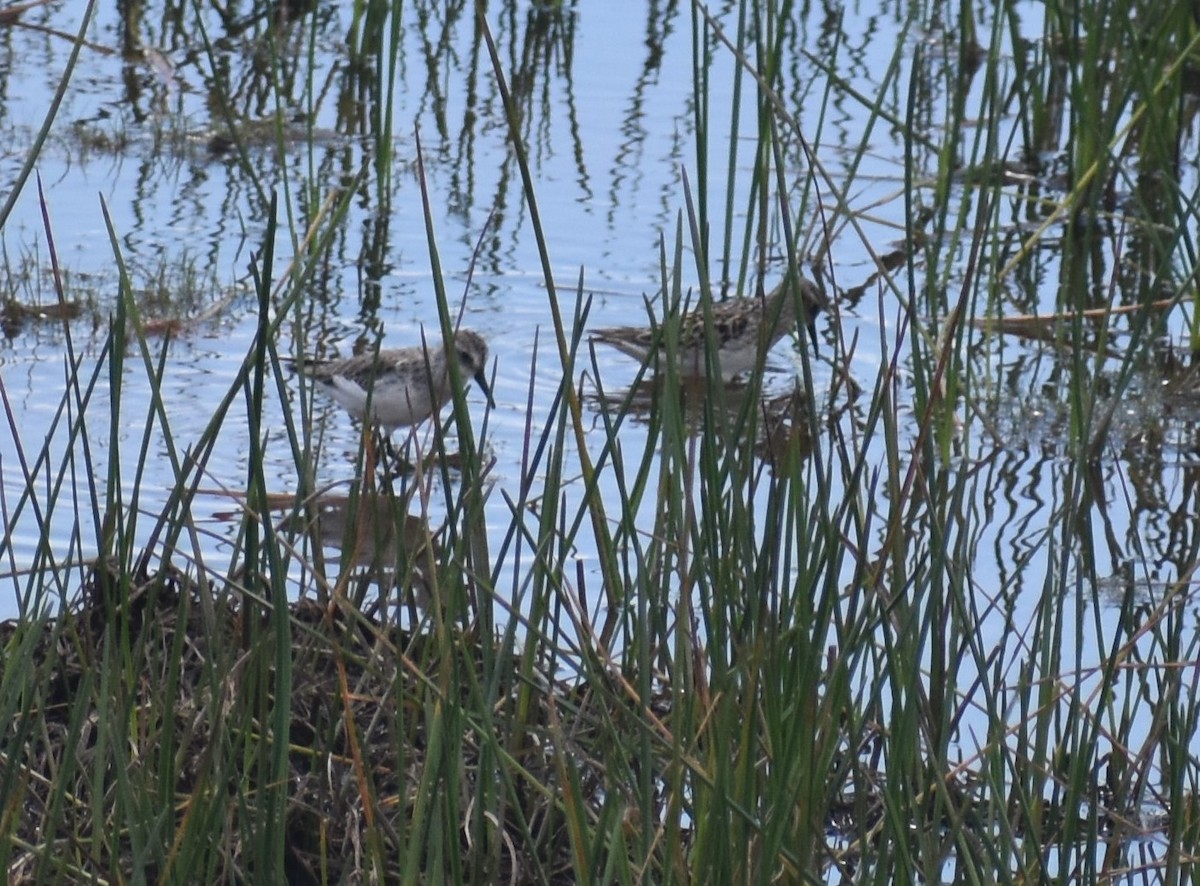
[{"xmin": 458, "ymin": 349, "xmax": 474, "ymax": 367}]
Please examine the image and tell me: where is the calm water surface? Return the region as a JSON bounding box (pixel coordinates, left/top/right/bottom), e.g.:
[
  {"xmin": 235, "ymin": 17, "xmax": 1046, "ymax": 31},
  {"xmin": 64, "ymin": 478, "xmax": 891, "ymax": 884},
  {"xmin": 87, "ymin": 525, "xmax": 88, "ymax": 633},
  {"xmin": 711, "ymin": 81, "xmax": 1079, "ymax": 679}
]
[{"xmin": 2, "ymin": 3, "xmax": 901, "ymax": 606}]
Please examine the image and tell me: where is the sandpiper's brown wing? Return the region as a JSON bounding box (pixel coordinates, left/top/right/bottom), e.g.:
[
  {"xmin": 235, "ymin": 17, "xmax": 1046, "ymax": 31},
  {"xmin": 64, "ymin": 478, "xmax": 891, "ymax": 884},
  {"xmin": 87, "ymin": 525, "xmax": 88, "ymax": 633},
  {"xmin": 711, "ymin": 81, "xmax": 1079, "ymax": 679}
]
[{"xmin": 590, "ymin": 323, "xmax": 661, "ymax": 359}]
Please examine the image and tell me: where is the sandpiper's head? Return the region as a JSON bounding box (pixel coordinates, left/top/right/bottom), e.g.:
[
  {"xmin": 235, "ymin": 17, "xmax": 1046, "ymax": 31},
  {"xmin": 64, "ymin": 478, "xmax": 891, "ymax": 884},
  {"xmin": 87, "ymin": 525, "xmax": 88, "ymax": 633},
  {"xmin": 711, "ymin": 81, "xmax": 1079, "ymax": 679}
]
[
  {"xmin": 452, "ymin": 329, "xmax": 495, "ymax": 407},
  {"xmin": 771, "ymin": 275, "xmax": 826, "ymax": 316},
  {"xmin": 769, "ymin": 275, "xmax": 827, "ymax": 352}
]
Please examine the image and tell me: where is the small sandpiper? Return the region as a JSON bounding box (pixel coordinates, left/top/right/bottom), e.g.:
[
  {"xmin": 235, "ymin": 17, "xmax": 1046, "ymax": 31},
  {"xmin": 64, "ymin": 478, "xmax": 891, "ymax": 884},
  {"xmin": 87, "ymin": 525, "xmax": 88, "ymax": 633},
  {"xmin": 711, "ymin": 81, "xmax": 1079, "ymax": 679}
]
[
  {"xmin": 293, "ymin": 329, "xmax": 494, "ymax": 433},
  {"xmin": 591, "ymin": 276, "xmax": 827, "ymax": 379}
]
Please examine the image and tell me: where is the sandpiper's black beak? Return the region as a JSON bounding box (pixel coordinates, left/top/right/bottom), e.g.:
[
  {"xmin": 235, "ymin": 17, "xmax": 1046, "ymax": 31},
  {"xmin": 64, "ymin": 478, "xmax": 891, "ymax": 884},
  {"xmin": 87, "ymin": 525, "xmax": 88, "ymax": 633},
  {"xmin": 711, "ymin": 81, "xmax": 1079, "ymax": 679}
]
[
  {"xmin": 804, "ymin": 315, "xmax": 820, "ymax": 356},
  {"xmin": 799, "ymin": 278, "xmax": 826, "ymax": 357},
  {"xmin": 473, "ymin": 368, "xmax": 496, "ymax": 409}
]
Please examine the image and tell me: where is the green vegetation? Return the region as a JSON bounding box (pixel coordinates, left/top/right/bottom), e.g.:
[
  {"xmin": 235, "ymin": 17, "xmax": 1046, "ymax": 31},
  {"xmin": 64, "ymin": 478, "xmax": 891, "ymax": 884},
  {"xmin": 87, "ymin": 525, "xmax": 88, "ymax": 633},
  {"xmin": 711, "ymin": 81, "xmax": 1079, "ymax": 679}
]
[{"xmin": 1, "ymin": 0, "xmax": 1199, "ymax": 882}]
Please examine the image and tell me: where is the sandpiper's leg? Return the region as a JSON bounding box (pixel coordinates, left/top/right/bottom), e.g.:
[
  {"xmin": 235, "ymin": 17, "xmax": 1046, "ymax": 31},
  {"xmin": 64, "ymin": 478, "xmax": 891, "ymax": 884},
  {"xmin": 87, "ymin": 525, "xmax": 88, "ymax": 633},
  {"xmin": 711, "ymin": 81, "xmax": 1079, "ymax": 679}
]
[{"xmin": 375, "ymin": 431, "xmax": 414, "ymax": 477}]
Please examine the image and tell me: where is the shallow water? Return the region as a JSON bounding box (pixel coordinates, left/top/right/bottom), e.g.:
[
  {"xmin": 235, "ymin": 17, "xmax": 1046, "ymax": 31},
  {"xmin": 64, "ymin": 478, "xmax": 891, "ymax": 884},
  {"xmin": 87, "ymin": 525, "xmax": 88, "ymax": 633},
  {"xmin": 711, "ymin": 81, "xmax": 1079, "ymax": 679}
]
[{"xmin": 3, "ymin": 2, "xmax": 895, "ymax": 610}]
